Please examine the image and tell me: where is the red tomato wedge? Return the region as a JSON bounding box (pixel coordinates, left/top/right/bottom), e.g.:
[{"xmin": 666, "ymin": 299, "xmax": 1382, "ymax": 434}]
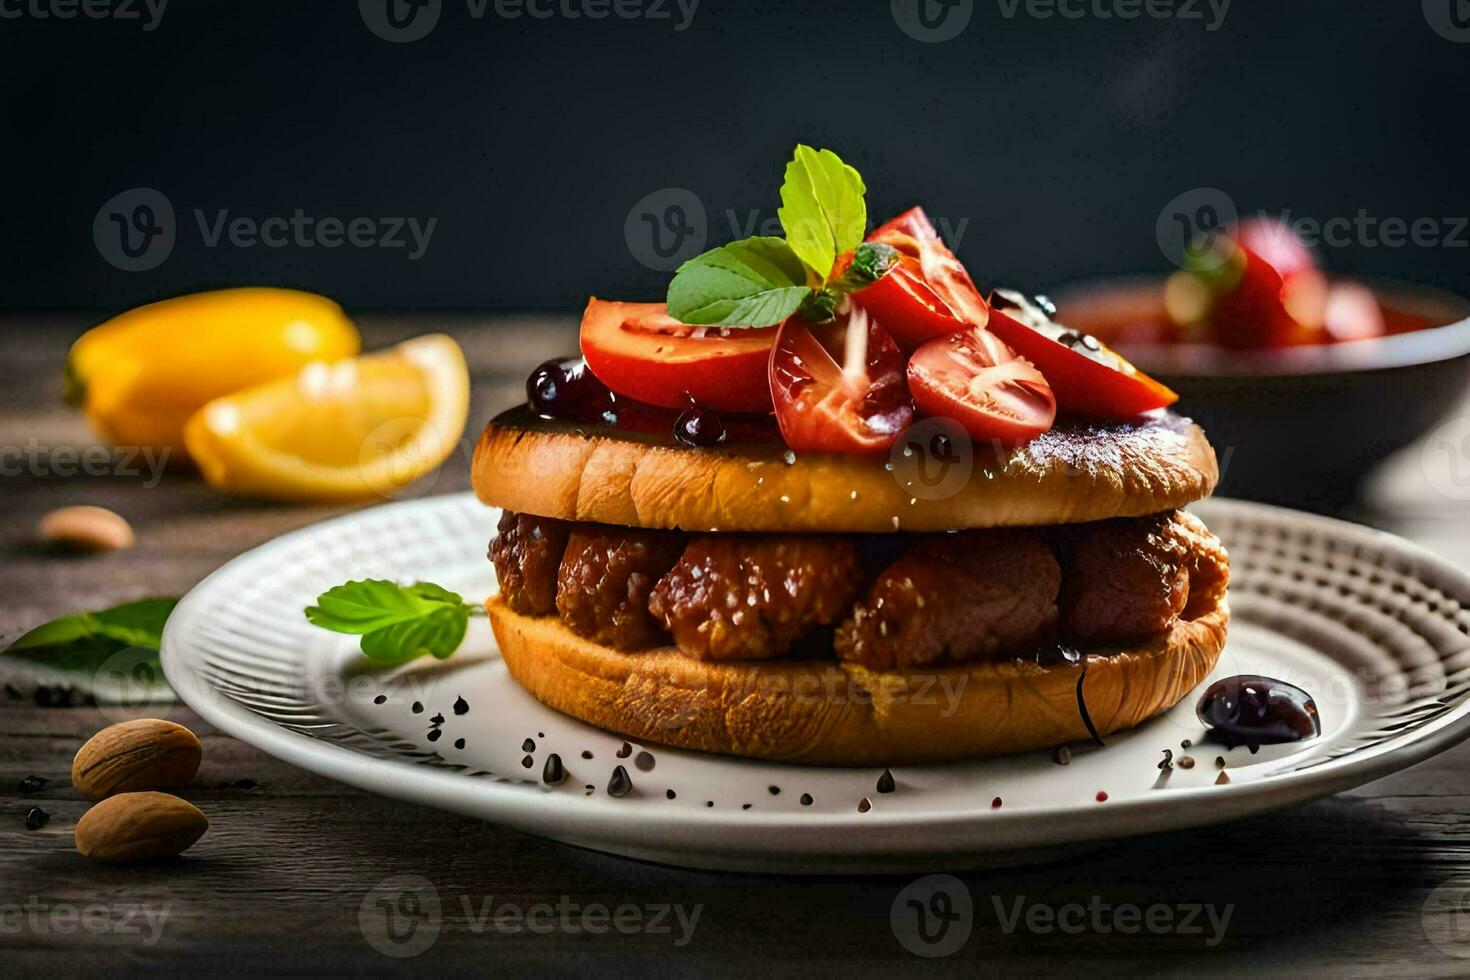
[
  {"xmin": 768, "ymin": 309, "xmax": 914, "ymax": 455},
  {"xmin": 984, "ymin": 297, "xmax": 1179, "ymax": 417},
  {"xmin": 859, "ymin": 207, "xmax": 989, "ymax": 350},
  {"xmin": 579, "ymin": 298, "xmax": 776, "ymax": 413},
  {"xmin": 1208, "ymin": 243, "xmax": 1314, "ymax": 350},
  {"xmin": 907, "ymin": 328, "xmax": 1056, "ymax": 445}
]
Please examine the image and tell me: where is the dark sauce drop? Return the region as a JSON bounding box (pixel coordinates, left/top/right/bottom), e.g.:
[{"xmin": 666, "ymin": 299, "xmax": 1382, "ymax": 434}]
[
  {"xmin": 800, "ymin": 793, "xmax": 814, "ymax": 806},
  {"xmin": 520, "ymin": 754, "xmax": 533, "ymax": 768},
  {"xmin": 608, "ymin": 765, "xmax": 633, "ymax": 797},
  {"xmin": 411, "ymin": 702, "xmax": 424, "ymax": 714},
  {"xmin": 634, "ymin": 751, "xmax": 656, "ymax": 772},
  {"xmin": 876, "ymin": 769, "xmax": 896, "ymax": 794},
  {"xmin": 858, "ymin": 797, "xmax": 872, "ymax": 813},
  {"xmin": 453, "ymin": 696, "xmax": 469, "ymax": 715},
  {"xmin": 430, "ymin": 713, "xmax": 445, "ymax": 726},
  {"xmin": 1197, "ymin": 675, "xmax": 1321, "ymax": 748},
  {"xmin": 666, "ymin": 789, "xmax": 677, "ymax": 800},
  {"xmin": 542, "ymin": 754, "xmax": 565, "ymax": 785},
  {"xmin": 522, "ymin": 738, "xmax": 536, "ymax": 753},
  {"xmin": 581, "ymin": 750, "xmax": 594, "ymax": 760},
  {"xmin": 527, "ymin": 356, "xmax": 616, "ymax": 423},
  {"xmin": 1095, "ymin": 791, "xmax": 1109, "ymax": 803},
  {"xmin": 991, "ymin": 797, "xmax": 1002, "ymax": 809},
  {"xmin": 742, "ymin": 803, "xmax": 752, "ymax": 810},
  {"xmin": 373, "ymin": 694, "xmax": 387, "ymax": 705},
  {"xmin": 768, "ymin": 785, "xmax": 781, "ymax": 796},
  {"xmin": 705, "ymin": 800, "xmax": 714, "ymax": 808},
  {"xmin": 454, "ymin": 738, "xmax": 465, "ymax": 750},
  {"xmin": 673, "ymin": 405, "xmax": 727, "ymax": 448},
  {"xmin": 427, "ymin": 729, "xmax": 442, "ymax": 743}
]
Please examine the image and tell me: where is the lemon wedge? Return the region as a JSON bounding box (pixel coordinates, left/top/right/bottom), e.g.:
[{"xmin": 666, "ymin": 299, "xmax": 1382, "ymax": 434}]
[{"xmin": 183, "ymin": 334, "xmax": 469, "ymax": 503}]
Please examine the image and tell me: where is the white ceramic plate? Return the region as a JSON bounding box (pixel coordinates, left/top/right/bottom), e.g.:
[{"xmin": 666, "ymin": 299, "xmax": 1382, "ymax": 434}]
[{"xmin": 160, "ymin": 495, "xmax": 1470, "ymax": 873}]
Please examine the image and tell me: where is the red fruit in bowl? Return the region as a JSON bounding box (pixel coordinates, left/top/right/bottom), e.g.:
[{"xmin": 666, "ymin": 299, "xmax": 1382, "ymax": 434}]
[{"xmin": 1233, "ymin": 217, "xmax": 1317, "ymax": 281}]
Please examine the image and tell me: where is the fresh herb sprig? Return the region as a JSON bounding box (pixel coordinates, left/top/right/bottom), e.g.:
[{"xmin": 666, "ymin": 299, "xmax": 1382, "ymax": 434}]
[
  {"xmin": 305, "ymin": 580, "xmax": 482, "ymax": 664},
  {"xmin": 666, "ymin": 145, "xmax": 898, "ymax": 328}
]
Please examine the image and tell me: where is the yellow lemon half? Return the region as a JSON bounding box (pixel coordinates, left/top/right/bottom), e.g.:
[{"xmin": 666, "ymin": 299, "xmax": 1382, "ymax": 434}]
[
  {"xmin": 68, "ymin": 287, "xmax": 361, "ymax": 460},
  {"xmin": 183, "ymin": 334, "xmax": 469, "ymax": 503}
]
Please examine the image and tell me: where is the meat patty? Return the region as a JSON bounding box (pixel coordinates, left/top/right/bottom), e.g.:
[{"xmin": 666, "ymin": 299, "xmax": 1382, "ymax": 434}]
[
  {"xmin": 556, "ymin": 526, "xmax": 686, "ymax": 650},
  {"xmin": 1057, "ymin": 509, "xmax": 1229, "ymax": 644},
  {"xmin": 650, "ymin": 536, "xmax": 864, "ymax": 661},
  {"xmin": 488, "ymin": 511, "xmax": 571, "ymax": 616},
  {"xmin": 835, "ymin": 530, "xmax": 1061, "ymax": 670}
]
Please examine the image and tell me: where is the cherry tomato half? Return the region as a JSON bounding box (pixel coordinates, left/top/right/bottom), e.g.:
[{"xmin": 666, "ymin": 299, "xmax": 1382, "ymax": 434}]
[
  {"xmin": 907, "ymin": 328, "xmax": 1056, "ymax": 445},
  {"xmin": 983, "ymin": 297, "xmax": 1178, "ymax": 417},
  {"xmin": 579, "ymin": 298, "xmax": 776, "ymax": 413},
  {"xmin": 860, "ymin": 206, "xmax": 989, "ymax": 350},
  {"xmin": 768, "ymin": 309, "xmax": 914, "ymax": 455}
]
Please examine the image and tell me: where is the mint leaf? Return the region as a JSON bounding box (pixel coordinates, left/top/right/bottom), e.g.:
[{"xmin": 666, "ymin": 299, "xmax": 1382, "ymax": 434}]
[
  {"xmin": 305, "ymin": 579, "xmax": 472, "ymax": 664},
  {"xmin": 667, "ymin": 236, "xmax": 812, "ymax": 327},
  {"xmin": 7, "ymin": 598, "xmax": 177, "ymax": 654},
  {"xmin": 778, "ymin": 144, "xmax": 867, "ymax": 281}
]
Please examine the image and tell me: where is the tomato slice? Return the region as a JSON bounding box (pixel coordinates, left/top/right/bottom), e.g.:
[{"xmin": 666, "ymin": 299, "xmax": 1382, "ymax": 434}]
[
  {"xmin": 579, "ymin": 298, "xmax": 776, "ymax": 413},
  {"xmin": 768, "ymin": 309, "xmax": 913, "ymax": 455},
  {"xmin": 907, "ymin": 328, "xmax": 1056, "ymax": 445},
  {"xmin": 984, "ymin": 292, "xmax": 1178, "ymax": 417},
  {"xmin": 1207, "ymin": 243, "xmax": 1316, "ymax": 349},
  {"xmin": 859, "ymin": 207, "xmax": 989, "ymax": 350}
]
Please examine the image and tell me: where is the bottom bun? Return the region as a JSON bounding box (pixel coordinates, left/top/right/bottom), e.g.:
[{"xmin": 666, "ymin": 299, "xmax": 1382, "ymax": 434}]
[{"xmin": 487, "ymin": 597, "xmax": 1228, "ymax": 766}]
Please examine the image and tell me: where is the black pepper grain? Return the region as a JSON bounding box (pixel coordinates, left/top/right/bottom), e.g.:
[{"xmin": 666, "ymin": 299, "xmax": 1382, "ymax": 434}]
[
  {"xmin": 665, "ymin": 789, "xmax": 676, "ymax": 800},
  {"xmin": 453, "ymin": 696, "xmax": 469, "ymax": 715},
  {"xmin": 542, "ymin": 754, "xmax": 565, "ymax": 785},
  {"xmin": 876, "ymin": 769, "xmax": 896, "ymax": 794},
  {"xmin": 858, "ymin": 797, "xmax": 872, "ymax": 813},
  {"xmin": 25, "ymin": 807, "xmax": 49, "ymax": 830},
  {"xmin": 800, "ymin": 793, "xmax": 813, "ymax": 806},
  {"xmin": 373, "ymin": 694, "xmax": 387, "ymax": 705},
  {"xmin": 608, "ymin": 765, "xmax": 633, "ymax": 797},
  {"xmin": 521, "ymin": 754, "xmax": 534, "ymax": 768},
  {"xmin": 427, "ymin": 729, "xmax": 442, "ymax": 742},
  {"xmin": 522, "ymin": 738, "xmax": 536, "ymax": 753},
  {"xmin": 454, "ymin": 738, "xmax": 466, "ymax": 750},
  {"xmin": 411, "ymin": 702, "xmax": 424, "ymax": 714}
]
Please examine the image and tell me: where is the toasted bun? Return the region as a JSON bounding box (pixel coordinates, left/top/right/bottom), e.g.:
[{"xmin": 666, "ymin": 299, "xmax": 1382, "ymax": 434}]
[
  {"xmin": 473, "ymin": 407, "xmax": 1218, "ymax": 533},
  {"xmin": 487, "ymin": 594, "xmax": 1228, "ymax": 766}
]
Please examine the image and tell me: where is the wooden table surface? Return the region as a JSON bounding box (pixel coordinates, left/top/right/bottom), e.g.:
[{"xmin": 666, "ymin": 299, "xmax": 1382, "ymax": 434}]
[{"xmin": 5, "ymin": 313, "xmax": 1470, "ymax": 976}]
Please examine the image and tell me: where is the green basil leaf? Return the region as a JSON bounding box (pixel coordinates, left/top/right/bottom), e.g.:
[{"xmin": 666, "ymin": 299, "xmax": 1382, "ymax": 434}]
[
  {"xmin": 360, "ymin": 606, "xmax": 468, "ymax": 664},
  {"xmin": 306, "ymin": 579, "xmax": 454, "ymax": 635},
  {"xmin": 6, "ymin": 597, "xmax": 177, "ymax": 654},
  {"xmin": 666, "ymin": 236, "xmax": 812, "ymax": 327},
  {"xmin": 778, "ymin": 144, "xmax": 867, "ymax": 281}
]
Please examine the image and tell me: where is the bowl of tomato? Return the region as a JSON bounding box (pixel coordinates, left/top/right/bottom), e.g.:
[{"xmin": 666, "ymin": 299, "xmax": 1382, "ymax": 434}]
[{"xmin": 1052, "ymin": 268, "xmax": 1470, "ymax": 513}]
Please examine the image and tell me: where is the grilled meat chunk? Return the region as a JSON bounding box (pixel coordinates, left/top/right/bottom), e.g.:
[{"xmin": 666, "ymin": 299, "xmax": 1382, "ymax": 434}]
[
  {"xmin": 1058, "ymin": 509, "xmax": 1228, "ymax": 644},
  {"xmin": 650, "ymin": 536, "xmax": 864, "ymax": 661},
  {"xmin": 556, "ymin": 526, "xmax": 686, "ymax": 650},
  {"xmin": 488, "ymin": 511, "xmax": 571, "ymax": 616},
  {"xmin": 835, "ymin": 530, "xmax": 1061, "ymax": 670}
]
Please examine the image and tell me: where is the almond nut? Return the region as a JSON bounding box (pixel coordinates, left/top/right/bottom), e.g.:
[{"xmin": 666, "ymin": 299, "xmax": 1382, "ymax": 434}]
[
  {"xmin": 72, "ymin": 718, "xmax": 202, "ymax": 799},
  {"xmin": 38, "ymin": 505, "xmax": 135, "ymax": 552},
  {"xmin": 75, "ymin": 791, "xmax": 208, "ymax": 863}
]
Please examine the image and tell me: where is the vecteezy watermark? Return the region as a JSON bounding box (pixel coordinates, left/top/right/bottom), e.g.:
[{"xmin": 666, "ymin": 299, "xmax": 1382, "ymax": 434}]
[
  {"xmin": 623, "ymin": 188, "xmax": 972, "ymax": 271},
  {"xmin": 94, "ymin": 188, "xmax": 438, "ymax": 271},
  {"xmin": 891, "ymin": 0, "xmax": 974, "ymax": 43},
  {"xmin": 890, "ymin": 418, "xmax": 975, "ymax": 503},
  {"xmin": 1421, "ymin": 415, "xmax": 1470, "ymax": 503},
  {"xmin": 359, "ymin": 0, "xmax": 699, "ymax": 43},
  {"xmin": 94, "ymin": 646, "xmax": 177, "ymax": 725},
  {"xmin": 1422, "ymin": 880, "xmax": 1470, "ymax": 958},
  {"xmin": 891, "ymin": 875, "xmax": 974, "ymax": 957},
  {"xmin": 995, "ymin": 0, "xmax": 1231, "ymax": 31},
  {"xmin": 1424, "ymin": 0, "xmax": 1470, "ymax": 43},
  {"xmin": 0, "ymin": 0, "xmax": 168, "ymax": 31},
  {"xmin": 0, "ymin": 440, "xmax": 170, "ymax": 488},
  {"xmin": 0, "ymin": 898, "xmax": 171, "ymax": 946},
  {"xmin": 358, "ymin": 875, "xmax": 703, "ymax": 958},
  {"xmin": 992, "ymin": 895, "xmax": 1233, "ymax": 946},
  {"xmin": 1156, "ymin": 189, "xmax": 1469, "ymax": 269}
]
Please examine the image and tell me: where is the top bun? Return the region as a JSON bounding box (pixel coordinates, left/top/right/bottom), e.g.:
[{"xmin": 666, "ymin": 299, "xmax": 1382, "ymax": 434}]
[{"xmin": 472, "ymin": 406, "xmax": 1218, "ymax": 534}]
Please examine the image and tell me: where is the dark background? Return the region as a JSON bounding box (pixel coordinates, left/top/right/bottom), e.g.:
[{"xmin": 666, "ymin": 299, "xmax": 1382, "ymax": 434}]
[{"xmin": 1, "ymin": 0, "xmax": 1466, "ymax": 319}]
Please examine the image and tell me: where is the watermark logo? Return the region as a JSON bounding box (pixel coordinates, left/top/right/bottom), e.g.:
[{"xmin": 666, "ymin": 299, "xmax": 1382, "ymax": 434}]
[
  {"xmin": 1155, "ymin": 186, "xmax": 1236, "ymax": 271},
  {"xmin": 94, "ymin": 646, "xmax": 177, "ymax": 725},
  {"xmin": 0, "ymin": 0, "xmax": 169, "ymax": 30},
  {"xmin": 891, "ymin": 874, "xmax": 973, "ymax": 957},
  {"xmin": 891, "ymin": 0, "xmax": 973, "ymax": 43},
  {"xmin": 360, "ymin": 0, "xmax": 443, "ymax": 42},
  {"xmin": 995, "ymin": 0, "xmax": 1231, "ymax": 31},
  {"xmin": 625, "ymin": 187, "xmax": 708, "ymax": 272},
  {"xmin": 1424, "ymin": 0, "xmax": 1470, "ymax": 42},
  {"xmin": 992, "ymin": 895, "xmax": 1233, "ymax": 945},
  {"xmin": 890, "ymin": 418, "xmax": 975, "ymax": 501},
  {"xmin": 1421, "ymin": 415, "xmax": 1470, "ymax": 502},
  {"xmin": 1424, "ymin": 880, "xmax": 1470, "ymax": 957},
  {"xmin": 358, "ymin": 414, "xmax": 450, "ymax": 501},
  {"xmin": 94, "ymin": 188, "xmax": 175, "ymax": 272},
  {"xmin": 359, "ymin": 874, "xmax": 443, "ymax": 958},
  {"xmin": 0, "ymin": 898, "xmax": 171, "ymax": 946}
]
